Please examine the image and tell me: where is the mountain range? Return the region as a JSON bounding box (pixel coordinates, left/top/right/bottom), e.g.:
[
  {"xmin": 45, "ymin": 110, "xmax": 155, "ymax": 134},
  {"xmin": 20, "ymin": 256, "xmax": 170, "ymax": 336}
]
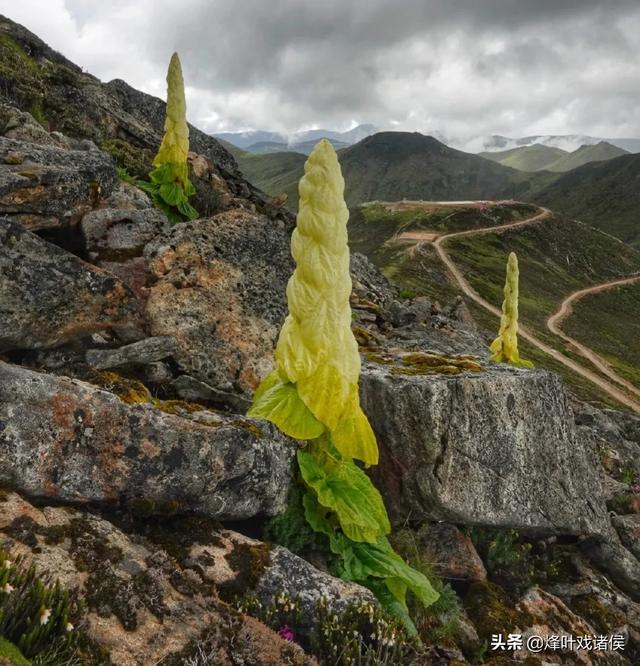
[
  {"xmin": 480, "ymin": 133, "xmax": 640, "ymax": 154},
  {"xmin": 214, "ymin": 124, "xmax": 377, "ymax": 154},
  {"xmin": 217, "ymin": 125, "xmax": 640, "ymax": 156},
  {"xmin": 237, "ymin": 130, "xmax": 640, "ymax": 249},
  {"xmin": 480, "ymin": 141, "xmax": 629, "ymax": 172},
  {"xmin": 237, "ymin": 131, "xmax": 550, "ymax": 211}
]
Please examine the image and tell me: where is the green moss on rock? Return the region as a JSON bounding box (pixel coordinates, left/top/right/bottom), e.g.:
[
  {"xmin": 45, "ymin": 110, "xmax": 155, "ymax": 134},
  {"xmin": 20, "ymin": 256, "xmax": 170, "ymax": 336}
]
[
  {"xmin": 101, "ymin": 139, "xmax": 152, "ymax": 179},
  {"xmin": 463, "ymin": 581, "xmax": 532, "ymax": 643},
  {"xmin": 218, "ymin": 541, "xmax": 271, "ymax": 602},
  {"xmin": 569, "ymin": 595, "xmax": 626, "ymax": 634}
]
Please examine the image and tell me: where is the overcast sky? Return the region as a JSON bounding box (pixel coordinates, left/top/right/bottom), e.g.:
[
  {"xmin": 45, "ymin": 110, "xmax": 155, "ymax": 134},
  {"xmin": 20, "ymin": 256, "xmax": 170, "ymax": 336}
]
[{"xmin": 2, "ymin": 1, "xmax": 640, "ymax": 147}]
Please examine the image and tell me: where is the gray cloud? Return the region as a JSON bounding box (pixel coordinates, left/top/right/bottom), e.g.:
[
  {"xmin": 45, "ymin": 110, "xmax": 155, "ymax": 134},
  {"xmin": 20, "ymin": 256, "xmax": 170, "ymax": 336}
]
[{"xmin": 2, "ymin": 0, "xmax": 640, "ymax": 143}]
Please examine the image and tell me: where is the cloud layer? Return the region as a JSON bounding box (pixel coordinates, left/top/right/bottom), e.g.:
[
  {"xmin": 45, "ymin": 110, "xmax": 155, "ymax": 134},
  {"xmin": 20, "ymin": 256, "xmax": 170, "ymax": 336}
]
[{"xmin": 2, "ymin": 0, "xmax": 639, "ymax": 144}]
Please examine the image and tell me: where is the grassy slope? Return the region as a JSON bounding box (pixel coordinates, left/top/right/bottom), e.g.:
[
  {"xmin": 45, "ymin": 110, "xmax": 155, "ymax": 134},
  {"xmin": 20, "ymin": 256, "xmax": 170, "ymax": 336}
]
[
  {"xmin": 562, "ymin": 282, "xmax": 640, "ymax": 389},
  {"xmin": 480, "ymin": 144, "xmax": 567, "ymax": 172},
  {"xmin": 215, "ymin": 137, "xmax": 246, "ymax": 161},
  {"xmin": 546, "ymin": 141, "xmax": 628, "ymax": 172},
  {"xmin": 446, "ymin": 218, "xmax": 640, "ymax": 336},
  {"xmin": 349, "ymin": 201, "xmax": 640, "ymax": 405},
  {"xmin": 531, "ymin": 153, "xmax": 640, "ymax": 248},
  {"xmin": 237, "ymin": 151, "xmax": 306, "ymax": 211}
]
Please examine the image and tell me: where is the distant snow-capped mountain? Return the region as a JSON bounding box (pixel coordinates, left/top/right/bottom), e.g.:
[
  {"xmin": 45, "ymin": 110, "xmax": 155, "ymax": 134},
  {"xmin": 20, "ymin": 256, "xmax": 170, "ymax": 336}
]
[{"xmin": 214, "ymin": 124, "xmax": 378, "ymax": 152}]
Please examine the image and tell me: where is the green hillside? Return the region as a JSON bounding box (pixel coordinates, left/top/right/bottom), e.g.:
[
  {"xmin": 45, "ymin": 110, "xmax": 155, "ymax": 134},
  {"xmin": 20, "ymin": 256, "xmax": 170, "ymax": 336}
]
[
  {"xmin": 237, "ymin": 151, "xmax": 306, "ymax": 210},
  {"xmin": 545, "ymin": 141, "xmax": 628, "ymax": 172},
  {"xmin": 216, "ymin": 137, "xmax": 246, "ymax": 160},
  {"xmin": 237, "ymin": 132, "xmax": 553, "ymax": 212},
  {"xmin": 531, "ymin": 153, "xmax": 640, "ymax": 247},
  {"xmin": 348, "ymin": 200, "xmax": 640, "ymax": 405},
  {"xmin": 480, "ymin": 144, "xmax": 567, "ymax": 171},
  {"xmin": 562, "ymin": 282, "xmax": 640, "ymax": 388},
  {"xmin": 445, "ymin": 218, "xmax": 640, "ymax": 335},
  {"xmin": 480, "ymin": 141, "xmax": 627, "ymax": 173}
]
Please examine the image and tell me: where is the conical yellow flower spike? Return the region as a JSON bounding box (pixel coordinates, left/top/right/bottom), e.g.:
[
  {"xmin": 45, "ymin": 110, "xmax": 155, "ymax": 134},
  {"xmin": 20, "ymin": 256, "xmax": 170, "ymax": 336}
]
[
  {"xmin": 250, "ymin": 139, "xmax": 378, "ymax": 465},
  {"xmin": 148, "ymin": 52, "xmax": 198, "ymax": 223},
  {"xmin": 490, "ymin": 252, "xmax": 534, "ymax": 368},
  {"xmin": 153, "ymin": 53, "xmax": 189, "ymax": 184}
]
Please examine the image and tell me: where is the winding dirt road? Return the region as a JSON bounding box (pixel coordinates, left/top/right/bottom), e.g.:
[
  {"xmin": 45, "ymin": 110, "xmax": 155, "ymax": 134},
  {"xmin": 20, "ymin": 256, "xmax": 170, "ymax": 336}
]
[
  {"xmin": 402, "ymin": 204, "xmax": 640, "ymax": 413},
  {"xmin": 547, "ymin": 276, "xmax": 640, "ymax": 400}
]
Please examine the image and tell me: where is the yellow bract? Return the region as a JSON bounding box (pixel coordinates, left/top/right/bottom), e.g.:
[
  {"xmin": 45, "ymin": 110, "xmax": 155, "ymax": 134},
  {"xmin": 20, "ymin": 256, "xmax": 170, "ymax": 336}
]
[
  {"xmin": 153, "ymin": 52, "xmax": 190, "ymax": 187},
  {"xmin": 490, "ymin": 252, "xmax": 534, "ymax": 368},
  {"xmin": 252, "ymin": 139, "xmax": 378, "ymax": 466}
]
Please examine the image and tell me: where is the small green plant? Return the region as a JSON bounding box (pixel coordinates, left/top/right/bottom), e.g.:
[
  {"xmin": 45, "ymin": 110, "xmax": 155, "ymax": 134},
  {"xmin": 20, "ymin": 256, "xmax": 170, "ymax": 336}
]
[
  {"xmin": 0, "ymin": 548, "xmax": 83, "ymax": 665},
  {"xmin": 398, "ymin": 288, "xmax": 415, "ymax": 300},
  {"xmin": 249, "ymin": 139, "xmax": 438, "ymax": 634},
  {"xmin": 621, "ymin": 466, "xmax": 638, "ymax": 485},
  {"xmin": 489, "ymin": 252, "xmax": 533, "ymax": 368},
  {"xmin": 467, "ymin": 527, "xmax": 534, "ymax": 593},
  {"xmin": 135, "ymin": 53, "xmax": 198, "ymax": 225}
]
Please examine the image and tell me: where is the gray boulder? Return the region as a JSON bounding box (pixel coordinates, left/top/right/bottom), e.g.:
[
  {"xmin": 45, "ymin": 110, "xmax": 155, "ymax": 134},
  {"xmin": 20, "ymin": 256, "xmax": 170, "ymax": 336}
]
[
  {"xmin": 82, "ymin": 205, "xmax": 169, "ymax": 261},
  {"xmin": 144, "ymin": 208, "xmax": 293, "ymax": 397},
  {"xmin": 0, "ymin": 361, "xmax": 295, "ymax": 520},
  {"xmin": 360, "ymin": 357, "xmax": 610, "ymax": 537},
  {"xmin": 582, "ymin": 532, "xmax": 640, "ymax": 601},
  {"xmin": 187, "ymin": 529, "xmax": 376, "ymax": 637},
  {"xmin": 0, "ymin": 217, "xmax": 143, "ymax": 351},
  {"xmin": 0, "ymin": 136, "xmax": 118, "ymax": 230}
]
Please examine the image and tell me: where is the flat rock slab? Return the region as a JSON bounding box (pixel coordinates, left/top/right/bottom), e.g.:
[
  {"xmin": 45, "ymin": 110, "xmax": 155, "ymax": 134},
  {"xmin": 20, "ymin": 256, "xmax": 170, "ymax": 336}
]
[
  {"xmin": 0, "ymin": 136, "xmax": 118, "ymax": 230},
  {"xmin": 360, "ymin": 360, "xmax": 610, "ymax": 537},
  {"xmin": 0, "ymin": 218, "xmax": 143, "ymax": 351},
  {"xmin": 0, "ymin": 362, "xmax": 295, "ymax": 520}
]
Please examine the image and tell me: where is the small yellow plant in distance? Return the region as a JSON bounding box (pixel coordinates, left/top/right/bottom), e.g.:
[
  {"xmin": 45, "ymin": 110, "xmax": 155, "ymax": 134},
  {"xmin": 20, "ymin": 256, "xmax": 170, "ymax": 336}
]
[
  {"xmin": 249, "ymin": 139, "xmax": 438, "ymax": 634},
  {"xmin": 490, "ymin": 252, "xmax": 534, "ymax": 368}
]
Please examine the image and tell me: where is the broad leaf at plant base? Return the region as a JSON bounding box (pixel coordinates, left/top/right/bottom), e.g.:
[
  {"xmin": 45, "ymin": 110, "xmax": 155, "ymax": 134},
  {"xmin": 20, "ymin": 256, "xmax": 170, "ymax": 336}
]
[
  {"xmin": 297, "ymin": 446, "xmax": 390, "ymax": 544},
  {"xmin": 248, "ymin": 380, "xmax": 325, "ymax": 440}
]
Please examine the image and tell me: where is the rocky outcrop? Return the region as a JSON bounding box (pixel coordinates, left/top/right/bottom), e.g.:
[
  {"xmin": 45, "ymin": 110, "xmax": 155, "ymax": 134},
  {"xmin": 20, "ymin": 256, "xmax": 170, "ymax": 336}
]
[
  {"xmin": 144, "ymin": 209, "xmax": 293, "ymax": 396},
  {"xmin": 582, "ymin": 533, "xmax": 640, "ymax": 600},
  {"xmin": 0, "ymin": 217, "xmax": 143, "ymax": 351},
  {"xmin": 0, "ymin": 15, "xmax": 294, "ymax": 226},
  {"xmin": 0, "ymin": 491, "xmax": 315, "ymax": 666},
  {"xmin": 0, "ymin": 362, "xmax": 295, "ymax": 520},
  {"xmin": 0, "ymin": 136, "xmax": 118, "ymax": 230},
  {"xmin": 184, "ymin": 530, "xmax": 376, "ymax": 636},
  {"xmin": 361, "ymin": 358, "xmax": 610, "ymax": 537}
]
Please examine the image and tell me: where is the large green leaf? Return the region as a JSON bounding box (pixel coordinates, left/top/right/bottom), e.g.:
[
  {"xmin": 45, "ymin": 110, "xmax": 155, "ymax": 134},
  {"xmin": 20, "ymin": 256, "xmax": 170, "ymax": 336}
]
[
  {"xmin": 302, "ymin": 490, "xmax": 334, "ymax": 538},
  {"xmin": 248, "ymin": 380, "xmax": 325, "ymax": 440},
  {"xmin": 344, "ymin": 537, "xmax": 440, "ymax": 609},
  {"xmin": 297, "ymin": 448, "xmax": 390, "ymax": 543},
  {"xmin": 364, "ymin": 578, "xmax": 418, "ymax": 637}
]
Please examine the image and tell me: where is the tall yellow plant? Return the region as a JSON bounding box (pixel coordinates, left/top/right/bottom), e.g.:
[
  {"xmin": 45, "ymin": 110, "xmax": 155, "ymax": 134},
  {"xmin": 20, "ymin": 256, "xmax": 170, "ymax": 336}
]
[
  {"xmin": 251, "ymin": 138, "xmax": 377, "ymax": 466},
  {"xmin": 249, "ymin": 139, "xmax": 438, "ymax": 634},
  {"xmin": 490, "ymin": 252, "xmax": 533, "ymax": 368}
]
